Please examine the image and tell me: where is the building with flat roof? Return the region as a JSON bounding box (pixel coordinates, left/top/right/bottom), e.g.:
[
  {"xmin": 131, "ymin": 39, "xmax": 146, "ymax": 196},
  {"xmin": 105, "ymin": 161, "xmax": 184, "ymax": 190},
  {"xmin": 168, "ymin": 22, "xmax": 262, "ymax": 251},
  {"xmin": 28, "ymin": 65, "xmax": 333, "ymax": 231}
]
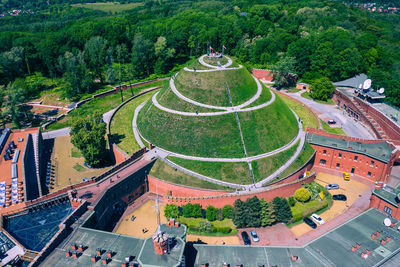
[
  {"xmin": 370, "ymin": 183, "xmax": 400, "ymax": 220},
  {"xmin": 306, "ymin": 129, "xmax": 399, "ymax": 182},
  {"xmin": 193, "ymin": 208, "xmax": 400, "ymax": 267},
  {"xmin": 0, "ymin": 128, "xmax": 43, "ymax": 214}
]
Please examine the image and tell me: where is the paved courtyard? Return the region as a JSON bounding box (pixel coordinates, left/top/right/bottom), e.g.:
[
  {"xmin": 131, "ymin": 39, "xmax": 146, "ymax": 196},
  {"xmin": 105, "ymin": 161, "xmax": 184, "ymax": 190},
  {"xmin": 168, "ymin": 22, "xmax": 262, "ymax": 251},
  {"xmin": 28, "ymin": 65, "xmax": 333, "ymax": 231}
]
[{"xmin": 290, "ymin": 172, "xmax": 370, "ymax": 237}]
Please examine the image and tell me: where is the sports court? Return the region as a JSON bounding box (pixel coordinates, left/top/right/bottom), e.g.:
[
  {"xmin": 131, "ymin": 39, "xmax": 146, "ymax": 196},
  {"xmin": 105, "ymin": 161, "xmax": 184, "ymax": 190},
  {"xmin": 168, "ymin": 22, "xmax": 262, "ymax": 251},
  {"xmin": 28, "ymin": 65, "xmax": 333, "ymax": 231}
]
[
  {"xmin": 194, "ymin": 208, "xmax": 400, "ymax": 266},
  {"xmin": 5, "ymin": 201, "xmax": 74, "ymax": 251}
]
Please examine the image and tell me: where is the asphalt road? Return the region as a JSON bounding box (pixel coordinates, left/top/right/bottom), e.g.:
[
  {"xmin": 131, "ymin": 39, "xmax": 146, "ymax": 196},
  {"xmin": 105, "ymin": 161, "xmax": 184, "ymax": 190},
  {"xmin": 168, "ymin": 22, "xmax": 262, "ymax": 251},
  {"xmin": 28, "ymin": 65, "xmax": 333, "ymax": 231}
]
[{"xmin": 286, "ymin": 90, "xmax": 375, "ymax": 140}]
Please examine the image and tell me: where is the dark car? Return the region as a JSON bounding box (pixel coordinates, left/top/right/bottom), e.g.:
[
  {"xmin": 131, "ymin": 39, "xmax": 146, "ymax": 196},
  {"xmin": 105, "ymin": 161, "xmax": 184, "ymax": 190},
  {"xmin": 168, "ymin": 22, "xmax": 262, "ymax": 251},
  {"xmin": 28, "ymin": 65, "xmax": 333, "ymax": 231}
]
[
  {"xmin": 333, "ymin": 194, "xmax": 347, "ymax": 201},
  {"xmin": 241, "ymin": 231, "xmax": 251, "ymax": 245},
  {"xmin": 304, "ymin": 217, "xmax": 317, "ymax": 229},
  {"xmin": 328, "ymin": 120, "xmax": 336, "ymax": 124}
]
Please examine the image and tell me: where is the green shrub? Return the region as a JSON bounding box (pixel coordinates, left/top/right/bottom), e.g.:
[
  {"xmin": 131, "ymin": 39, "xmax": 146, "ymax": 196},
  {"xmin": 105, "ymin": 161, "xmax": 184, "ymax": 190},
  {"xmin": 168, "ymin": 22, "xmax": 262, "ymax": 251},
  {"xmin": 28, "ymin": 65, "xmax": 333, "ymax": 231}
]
[
  {"xmin": 206, "ymin": 206, "xmax": 217, "ymax": 221},
  {"xmin": 198, "ymin": 220, "xmax": 213, "ymax": 233},
  {"xmin": 222, "ymin": 205, "xmax": 233, "ymax": 219},
  {"xmin": 182, "ymin": 203, "xmax": 193, "ymax": 218},
  {"xmin": 164, "ymin": 204, "xmax": 181, "ymax": 219},
  {"xmin": 294, "ymin": 188, "xmax": 311, "ymax": 202},
  {"xmin": 216, "ymin": 209, "xmax": 224, "ymax": 221},
  {"xmin": 288, "ymin": 196, "xmax": 296, "ymax": 207}
]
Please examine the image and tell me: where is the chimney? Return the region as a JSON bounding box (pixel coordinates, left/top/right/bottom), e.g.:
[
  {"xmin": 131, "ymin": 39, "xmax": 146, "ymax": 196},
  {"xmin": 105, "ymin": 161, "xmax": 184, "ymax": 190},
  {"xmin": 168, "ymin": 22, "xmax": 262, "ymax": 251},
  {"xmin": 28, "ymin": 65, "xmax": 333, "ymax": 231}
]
[{"xmin": 152, "ymin": 229, "xmax": 169, "ymax": 255}]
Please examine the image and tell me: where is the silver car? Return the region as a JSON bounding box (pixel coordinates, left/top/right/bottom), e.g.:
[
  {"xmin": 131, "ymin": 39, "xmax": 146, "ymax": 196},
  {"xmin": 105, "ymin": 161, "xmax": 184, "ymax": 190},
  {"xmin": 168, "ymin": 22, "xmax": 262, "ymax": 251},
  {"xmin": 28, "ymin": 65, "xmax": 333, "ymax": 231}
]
[
  {"xmin": 325, "ymin": 184, "xmax": 339, "ymax": 190},
  {"xmin": 250, "ymin": 230, "xmax": 259, "ymax": 242}
]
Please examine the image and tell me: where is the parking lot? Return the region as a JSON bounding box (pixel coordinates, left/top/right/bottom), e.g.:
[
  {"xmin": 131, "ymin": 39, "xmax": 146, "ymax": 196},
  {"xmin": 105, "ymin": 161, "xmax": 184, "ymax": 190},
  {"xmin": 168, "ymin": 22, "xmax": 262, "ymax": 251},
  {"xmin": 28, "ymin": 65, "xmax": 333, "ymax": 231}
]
[{"xmin": 290, "ymin": 172, "xmax": 370, "ymax": 237}]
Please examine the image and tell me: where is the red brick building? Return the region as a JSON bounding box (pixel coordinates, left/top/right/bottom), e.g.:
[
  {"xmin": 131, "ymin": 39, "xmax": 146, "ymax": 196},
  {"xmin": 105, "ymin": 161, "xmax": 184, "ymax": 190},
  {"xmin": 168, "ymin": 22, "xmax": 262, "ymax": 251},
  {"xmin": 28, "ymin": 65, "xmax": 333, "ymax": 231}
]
[
  {"xmin": 306, "ymin": 129, "xmax": 399, "ymax": 183},
  {"xmin": 370, "ymin": 184, "xmax": 400, "ymax": 220}
]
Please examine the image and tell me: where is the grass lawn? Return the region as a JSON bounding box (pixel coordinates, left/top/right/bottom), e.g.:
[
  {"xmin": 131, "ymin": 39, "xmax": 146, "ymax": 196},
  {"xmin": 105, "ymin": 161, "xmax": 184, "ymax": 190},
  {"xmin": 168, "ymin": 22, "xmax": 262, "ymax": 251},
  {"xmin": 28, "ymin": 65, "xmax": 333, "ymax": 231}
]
[
  {"xmin": 168, "ymin": 157, "xmax": 251, "ymax": 185},
  {"xmin": 203, "ymin": 56, "xmax": 229, "ymax": 66},
  {"xmin": 279, "ymin": 93, "xmax": 319, "ymax": 130},
  {"xmin": 110, "ymin": 91, "xmax": 158, "ymax": 155},
  {"xmin": 46, "ymin": 80, "xmax": 167, "ymax": 131},
  {"xmin": 176, "ymin": 217, "xmax": 237, "ymax": 236},
  {"xmin": 321, "ymin": 120, "xmax": 347, "ymax": 136},
  {"xmin": 137, "ymin": 101, "xmax": 244, "ymax": 158},
  {"xmin": 149, "ymin": 160, "xmax": 231, "ymax": 190},
  {"xmin": 71, "ymin": 147, "xmax": 81, "ymax": 158},
  {"xmin": 157, "ymin": 84, "xmax": 220, "ymax": 113},
  {"xmin": 301, "ymin": 91, "xmax": 335, "ymax": 105},
  {"xmin": 278, "ymin": 142, "xmax": 315, "ymax": 179},
  {"xmin": 239, "ymin": 95, "xmax": 298, "ymax": 156},
  {"xmin": 247, "ymin": 83, "xmax": 272, "ymax": 107},
  {"xmin": 175, "ymin": 67, "xmax": 258, "ymax": 107},
  {"xmin": 251, "ymin": 141, "xmax": 299, "ymax": 182},
  {"xmin": 73, "ymin": 163, "xmax": 85, "ymax": 172},
  {"xmin": 72, "ymin": 2, "xmax": 142, "ymax": 13}
]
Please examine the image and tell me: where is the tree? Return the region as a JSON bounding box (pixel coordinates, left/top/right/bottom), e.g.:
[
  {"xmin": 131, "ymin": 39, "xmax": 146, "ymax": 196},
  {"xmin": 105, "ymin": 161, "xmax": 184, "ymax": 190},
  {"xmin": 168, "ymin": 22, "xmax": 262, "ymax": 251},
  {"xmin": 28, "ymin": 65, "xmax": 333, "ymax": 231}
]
[
  {"xmin": 246, "ymin": 196, "xmax": 261, "ymax": 227},
  {"xmin": 273, "ymin": 197, "xmax": 292, "ymax": 223},
  {"xmin": 288, "ymin": 196, "xmax": 296, "ymax": 207},
  {"xmin": 84, "ymin": 36, "xmax": 108, "ymax": 83},
  {"xmin": 310, "ymin": 77, "xmax": 335, "ymax": 101},
  {"xmin": 181, "ymin": 203, "xmax": 193, "ymax": 218},
  {"xmin": 206, "ymin": 206, "xmax": 217, "ymax": 221},
  {"xmin": 164, "ymin": 204, "xmax": 181, "ymax": 219},
  {"xmin": 154, "ymin": 36, "xmax": 175, "ymax": 75},
  {"xmin": 294, "ymin": 188, "xmax": 311, "ymax": 202},
  {"xmin": 0, "ymin": 47, "xmax": 25, "ymax": 85},
  {"xmin": 131, "ymin": 33, "xmax": 154, "ymax": 79},
  {"xmin": 192, "ymin": 204, "xmax": 203, "ymax": 218},
  {"xmin": 271, "ymin": 55, "xmax": 297, "ymax": 89},
  {"xmin": 222, "ymin": 205, "xmax": 233, "ymax": 219},
  {"xmin": 260, "ymin": 198, "xmax": 275, "ymax": 226},
  {"xmin": 70, "ymin": 112, "xmax": 108, "ymax": 167},
  {"xmin": 60, "ymin": 51, "xmax": 93, "ymax": 100},
  {"xmin": 233, "ymin": 199, "xmax": 247, "ymax": 228},
  {"xmin": 3, "ymin": 82, "xmax": 27, "ymax": 128},
  {"xmin": 216, "ymin": 209, "xmax": 224, "ymax": 221}
]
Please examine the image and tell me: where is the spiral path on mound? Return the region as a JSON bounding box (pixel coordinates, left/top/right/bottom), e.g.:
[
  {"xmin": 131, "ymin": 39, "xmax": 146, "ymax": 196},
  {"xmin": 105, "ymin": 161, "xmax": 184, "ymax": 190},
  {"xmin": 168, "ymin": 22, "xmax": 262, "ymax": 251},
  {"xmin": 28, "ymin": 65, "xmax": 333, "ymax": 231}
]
[{"xmin": 132, "ymin": 55, "xmax": 305, "ymax": 187}]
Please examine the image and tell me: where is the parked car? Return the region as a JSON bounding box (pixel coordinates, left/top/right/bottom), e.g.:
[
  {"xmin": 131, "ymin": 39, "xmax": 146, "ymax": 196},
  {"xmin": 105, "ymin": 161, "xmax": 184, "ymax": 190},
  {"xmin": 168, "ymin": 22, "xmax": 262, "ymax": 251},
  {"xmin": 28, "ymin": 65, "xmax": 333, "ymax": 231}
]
[
  {"xmin": 241, "ymin": 231, "xmax": 251, "ymax": 245},
  {"xmin": 250, "ymin": 230, "xmax": 259, "ymax": 242},
  {"xmin": 343, "ymin": 172, "xmax": 350, "ymax": 181},
  {"xmin": 333, "ymin": 194, "xmax": 347, "ymax": 201},
  {"xmin": 304, "ymin": 217, "xmax": 317, "ymax": 229},
  {"xmin": 310, "ymin": 213, "xmax": 325, "ymax": 225},
  {"xmin": 328, "ymin": 119, "xmax": 336, "ymax": 124},
  {"xmin": 325, "ymin": 184, "xmax": 339, "ymax": 190}
]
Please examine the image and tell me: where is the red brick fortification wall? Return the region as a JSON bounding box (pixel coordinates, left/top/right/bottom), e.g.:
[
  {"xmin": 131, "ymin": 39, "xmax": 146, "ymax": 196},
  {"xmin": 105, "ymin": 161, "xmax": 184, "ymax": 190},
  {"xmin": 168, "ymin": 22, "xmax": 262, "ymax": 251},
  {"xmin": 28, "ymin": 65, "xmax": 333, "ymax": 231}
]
[
  {"xmin": 157, "ymin": 175, "xmax": 315, "ymax": 209},
  {"xmin": 369, "ymin": 194, "xmax": 400, "ymax": 220},
  {"xmin": 148, "ymin": 176, "xmax": 228, "ymax": 198},
  {"xmin": 354, "ymin": 98, "xmax": 400, "ymax": 141},
  {"xmin": 333, "ymin": 90, "xmax": 381, "ymax": 138}
]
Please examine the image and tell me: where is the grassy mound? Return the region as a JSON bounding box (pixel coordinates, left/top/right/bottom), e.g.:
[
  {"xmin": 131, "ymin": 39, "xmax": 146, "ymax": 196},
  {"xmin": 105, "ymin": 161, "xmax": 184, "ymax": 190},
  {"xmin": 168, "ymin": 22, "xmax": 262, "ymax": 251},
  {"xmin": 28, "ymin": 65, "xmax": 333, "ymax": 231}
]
[
  {"xmin": 150, "ymin": 160, "xmax": 231, "ymax": 191},
  {"xmin": 137, "ymin": 101, "xmax": 244, "ymax": 158},
  {"xmin": 175, "ymin": 67, "xmax": 258, "ymax": 107},
  {"xmin": 240, "ymin": 95, "xmax": 298, "ymax": 156},
  {"xmin": 168, "ymin": 157, "xmax": 251, "ymax": 185}
]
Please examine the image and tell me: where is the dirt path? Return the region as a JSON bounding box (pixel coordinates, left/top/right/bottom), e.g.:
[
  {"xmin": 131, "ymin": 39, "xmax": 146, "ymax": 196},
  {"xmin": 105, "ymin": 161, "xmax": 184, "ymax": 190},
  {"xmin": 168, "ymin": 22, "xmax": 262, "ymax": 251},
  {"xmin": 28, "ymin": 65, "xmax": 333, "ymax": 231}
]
[{"xmin": 186, "ymin": 234, "xmax": 240, "ymax": 245}]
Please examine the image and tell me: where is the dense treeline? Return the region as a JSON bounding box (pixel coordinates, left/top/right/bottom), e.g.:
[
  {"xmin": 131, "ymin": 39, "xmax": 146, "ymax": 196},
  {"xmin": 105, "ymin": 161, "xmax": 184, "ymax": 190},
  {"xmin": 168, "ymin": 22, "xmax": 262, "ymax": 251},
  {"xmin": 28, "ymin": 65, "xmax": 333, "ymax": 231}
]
[{"xmin": 1, "ymin": 0, "xmax": 400, "ymax": 115}]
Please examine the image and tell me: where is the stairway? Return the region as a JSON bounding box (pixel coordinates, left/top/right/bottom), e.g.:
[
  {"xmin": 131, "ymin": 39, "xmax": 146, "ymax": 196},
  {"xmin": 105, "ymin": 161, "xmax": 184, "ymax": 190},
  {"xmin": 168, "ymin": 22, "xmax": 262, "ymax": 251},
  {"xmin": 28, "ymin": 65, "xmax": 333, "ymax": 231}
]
[{"xmin": 31, "ymin": 133, "xmax": 43, "ymax": 196}]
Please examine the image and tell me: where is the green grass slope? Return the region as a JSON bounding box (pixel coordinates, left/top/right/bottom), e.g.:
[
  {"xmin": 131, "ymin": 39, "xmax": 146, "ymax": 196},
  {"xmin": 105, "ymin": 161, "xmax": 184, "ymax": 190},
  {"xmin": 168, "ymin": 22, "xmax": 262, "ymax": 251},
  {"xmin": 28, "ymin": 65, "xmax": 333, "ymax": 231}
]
[
  {"xmin": 240, "ymin": 94, "xmax": 298, "ymax": 156},
  {"xmin": 175, "ymin": 67, "xmax": 258, "ymax": 107},
  {"xmin": 137, "ymin": 101, "xmax": 244, "ymax": 158}
]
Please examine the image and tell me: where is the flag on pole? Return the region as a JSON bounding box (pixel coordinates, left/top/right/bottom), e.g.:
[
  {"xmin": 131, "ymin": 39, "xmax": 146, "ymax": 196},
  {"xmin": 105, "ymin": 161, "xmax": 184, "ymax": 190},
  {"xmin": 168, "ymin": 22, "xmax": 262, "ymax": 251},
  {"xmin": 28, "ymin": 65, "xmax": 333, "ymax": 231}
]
[
  {"xmin": 210, "ymin": 46, "xmax": 214, "ymax": 51},
  {"xmin": 222, "ymin": 45, "xmax": 226, "ymax": 49}
]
